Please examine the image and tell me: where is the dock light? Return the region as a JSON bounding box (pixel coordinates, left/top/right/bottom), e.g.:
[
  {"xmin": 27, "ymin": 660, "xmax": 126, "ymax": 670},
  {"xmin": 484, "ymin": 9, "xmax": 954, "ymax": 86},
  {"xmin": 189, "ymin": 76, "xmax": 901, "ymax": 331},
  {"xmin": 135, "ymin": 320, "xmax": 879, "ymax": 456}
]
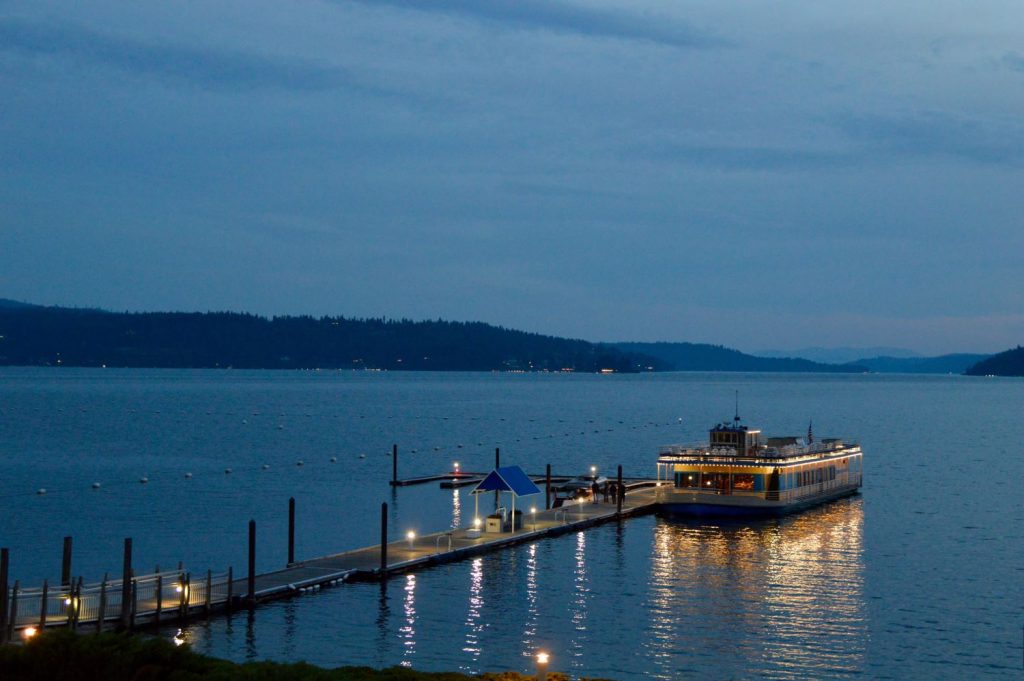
[
  {"xmin": 473, "ymin": 517, "xmax": 481, "ymax": 529},
  {"xmin": 536, "ymin": 652, "xmax": 550, "ymax": 681},
  {"xmin": 531, "ymin": 506, "xmax": 537, "ymax": 530},
  {"xmin": 22, "ymin": 626, "xmax": 38, "ymax": 640},
  {"xmin": 453, "ymin": 461, "xmax": 460, "ymax": 473},
  {"xmin": 63, "ymin": 596, "xmax": 72, "ymax": 606},
  {"xmin": 407, "ymin": 530, "xmax": 416, "ymax": 548},
  {"xmin": 590, "ymin": 466, "xmax": 596, "ymax": 476},
  {"xmin": 176, "ymin": 584, "xmax": 184, "ymax": 593}
]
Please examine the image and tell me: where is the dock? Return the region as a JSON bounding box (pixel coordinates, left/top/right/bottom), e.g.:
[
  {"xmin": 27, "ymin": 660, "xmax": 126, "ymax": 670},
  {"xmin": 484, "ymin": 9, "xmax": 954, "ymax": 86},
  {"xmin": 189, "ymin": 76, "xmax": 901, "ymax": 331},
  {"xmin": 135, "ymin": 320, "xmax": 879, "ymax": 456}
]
[{"xmin": 0, "ymin": 478, "xmax": 662, "ymax": 641}]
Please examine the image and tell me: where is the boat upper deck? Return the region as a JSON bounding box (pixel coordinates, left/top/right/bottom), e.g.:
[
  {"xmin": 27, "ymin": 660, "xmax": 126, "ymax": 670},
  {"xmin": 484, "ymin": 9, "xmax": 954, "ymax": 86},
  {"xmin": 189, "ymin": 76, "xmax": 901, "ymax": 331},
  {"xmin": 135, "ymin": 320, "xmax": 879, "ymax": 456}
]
[{"xmin": 657, "ymin": 438, "xmax": 861, "ymax": 467}]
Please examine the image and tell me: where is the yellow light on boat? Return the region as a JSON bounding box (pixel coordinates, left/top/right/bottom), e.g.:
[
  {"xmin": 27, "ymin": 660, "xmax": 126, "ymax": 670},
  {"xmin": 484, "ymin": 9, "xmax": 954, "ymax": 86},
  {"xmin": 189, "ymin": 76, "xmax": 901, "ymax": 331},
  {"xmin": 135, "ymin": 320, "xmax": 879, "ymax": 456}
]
[{"xmin": 22, "ymin": 626, "xmax": 38, "ymax": 640}]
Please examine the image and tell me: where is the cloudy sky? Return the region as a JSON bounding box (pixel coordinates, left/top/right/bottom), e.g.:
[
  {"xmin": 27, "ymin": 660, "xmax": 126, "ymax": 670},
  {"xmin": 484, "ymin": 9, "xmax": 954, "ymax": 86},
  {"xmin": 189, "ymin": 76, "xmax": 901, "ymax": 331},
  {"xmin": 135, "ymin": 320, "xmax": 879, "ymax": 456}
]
[{"xmin": 1, "ymin": 1, "xmax": 1021, "ymax": 354}]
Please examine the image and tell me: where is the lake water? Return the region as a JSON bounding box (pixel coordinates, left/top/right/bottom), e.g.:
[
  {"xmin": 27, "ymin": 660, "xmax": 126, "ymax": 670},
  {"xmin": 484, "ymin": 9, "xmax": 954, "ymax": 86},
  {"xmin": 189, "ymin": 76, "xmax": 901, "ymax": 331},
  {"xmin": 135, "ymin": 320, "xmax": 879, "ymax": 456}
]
[{"xmin": 0, "ymin": 368, "xmax": 1021, "ymax": 678}]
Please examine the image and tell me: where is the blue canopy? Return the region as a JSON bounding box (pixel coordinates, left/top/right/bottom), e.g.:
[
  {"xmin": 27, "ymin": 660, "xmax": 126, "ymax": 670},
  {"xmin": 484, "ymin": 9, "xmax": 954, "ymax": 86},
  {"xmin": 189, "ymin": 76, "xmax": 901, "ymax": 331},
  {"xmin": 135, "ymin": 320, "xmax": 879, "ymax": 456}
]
[{"xmin": 471, "ymin": 465, "xmax": 541, "ymax": 497}]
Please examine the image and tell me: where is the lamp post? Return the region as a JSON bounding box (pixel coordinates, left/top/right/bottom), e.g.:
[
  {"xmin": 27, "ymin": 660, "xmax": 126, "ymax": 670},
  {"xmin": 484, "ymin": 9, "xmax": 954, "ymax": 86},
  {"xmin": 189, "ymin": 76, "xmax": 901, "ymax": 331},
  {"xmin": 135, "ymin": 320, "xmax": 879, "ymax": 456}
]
[
  {"xmin": 530, "ymin": 506, "xmax": 537, "ymax": 531},
  {"xmin": 536, "ymin": 652, "xmax": 549, "ymax": 681}
]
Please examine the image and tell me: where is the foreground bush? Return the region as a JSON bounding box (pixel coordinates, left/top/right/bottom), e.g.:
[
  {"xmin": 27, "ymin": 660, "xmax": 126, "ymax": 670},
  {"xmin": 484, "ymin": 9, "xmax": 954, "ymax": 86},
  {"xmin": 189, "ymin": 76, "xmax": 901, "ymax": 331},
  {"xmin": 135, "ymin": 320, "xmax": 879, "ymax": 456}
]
[{"xmin": 0, "ymin": 630, "xmax": 606, "ymax": 681}]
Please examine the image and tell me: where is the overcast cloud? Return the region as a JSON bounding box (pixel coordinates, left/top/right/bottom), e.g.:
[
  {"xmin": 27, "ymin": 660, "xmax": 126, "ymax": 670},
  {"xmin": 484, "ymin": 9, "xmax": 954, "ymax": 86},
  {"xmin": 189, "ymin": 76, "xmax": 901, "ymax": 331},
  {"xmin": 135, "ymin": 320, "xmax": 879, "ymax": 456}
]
[{"xmin": 1, "ymin": 0, "xmax": 1021, "ymax": 354}]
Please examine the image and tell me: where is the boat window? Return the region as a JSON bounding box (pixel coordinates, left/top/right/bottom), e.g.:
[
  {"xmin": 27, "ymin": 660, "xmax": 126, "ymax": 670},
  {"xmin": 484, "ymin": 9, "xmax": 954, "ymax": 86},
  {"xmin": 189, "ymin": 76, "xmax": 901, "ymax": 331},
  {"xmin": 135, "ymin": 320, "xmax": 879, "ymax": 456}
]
[
  {"xmin": 702, "ymin": 473, "xmax": 729, "ymax": 491},
  {"xmin": 675, "ymin": 471, "xmax": 701, "ymax": 488},
  {"xmin": 732, "ymin": 474, "xmax": 755, "ymax": 490}
]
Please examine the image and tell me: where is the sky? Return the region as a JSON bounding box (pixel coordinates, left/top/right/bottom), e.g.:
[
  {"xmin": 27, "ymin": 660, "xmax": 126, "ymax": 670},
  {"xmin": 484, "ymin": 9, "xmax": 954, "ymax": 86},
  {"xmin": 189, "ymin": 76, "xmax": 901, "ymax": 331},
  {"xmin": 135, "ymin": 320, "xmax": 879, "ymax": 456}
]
[{"xmin": 1, "ymin": 1, "xmax": 1022, "ymax": 355}]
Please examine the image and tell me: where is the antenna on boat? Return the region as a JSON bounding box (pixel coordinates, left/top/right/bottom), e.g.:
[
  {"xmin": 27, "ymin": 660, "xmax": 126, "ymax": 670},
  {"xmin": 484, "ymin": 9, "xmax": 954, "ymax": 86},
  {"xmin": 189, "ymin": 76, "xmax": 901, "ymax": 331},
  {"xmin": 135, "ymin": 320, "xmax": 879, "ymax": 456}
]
[{"xmin": 734, "ymin": 390, "xmax": 740, "ymax": 425}]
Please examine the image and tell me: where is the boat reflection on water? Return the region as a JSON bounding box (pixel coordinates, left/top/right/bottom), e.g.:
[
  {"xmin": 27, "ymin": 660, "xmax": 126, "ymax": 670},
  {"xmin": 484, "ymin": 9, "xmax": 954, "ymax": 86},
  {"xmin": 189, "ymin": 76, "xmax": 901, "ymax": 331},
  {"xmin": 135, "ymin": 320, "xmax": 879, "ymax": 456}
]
[{"xmin": 644, "ymin": 497, "xmax": 866, "ymax": 680}]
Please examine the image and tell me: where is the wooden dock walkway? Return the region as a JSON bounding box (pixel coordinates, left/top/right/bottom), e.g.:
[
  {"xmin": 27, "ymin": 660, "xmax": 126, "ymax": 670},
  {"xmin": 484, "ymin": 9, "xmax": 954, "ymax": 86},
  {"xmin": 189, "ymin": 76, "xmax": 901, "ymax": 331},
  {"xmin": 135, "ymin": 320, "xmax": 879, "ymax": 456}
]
[{"xmin": 1, "ymin": 482, "xmax": 663, "ymax": 640}]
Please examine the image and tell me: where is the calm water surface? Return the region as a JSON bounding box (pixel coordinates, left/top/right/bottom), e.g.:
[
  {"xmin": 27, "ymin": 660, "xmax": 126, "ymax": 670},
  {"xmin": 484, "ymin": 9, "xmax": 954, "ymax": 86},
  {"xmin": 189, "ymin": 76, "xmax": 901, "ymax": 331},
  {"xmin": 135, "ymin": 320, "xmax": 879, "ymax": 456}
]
[{"xmin": 0, "ymin": 369, "xmax": 1021, "ymax": 678}]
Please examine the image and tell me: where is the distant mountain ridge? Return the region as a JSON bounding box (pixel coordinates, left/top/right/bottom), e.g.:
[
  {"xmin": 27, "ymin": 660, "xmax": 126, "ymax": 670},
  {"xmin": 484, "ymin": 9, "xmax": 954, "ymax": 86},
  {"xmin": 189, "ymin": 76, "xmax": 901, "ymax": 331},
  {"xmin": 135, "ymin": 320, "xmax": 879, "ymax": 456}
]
[
  {"xmin": 846, "ymin": 353, "xmax": 990, "ymax": 374},
  {"xmin": 757, "ymin": 346, "xmax": 920, "ymax": 364},
  {"xmin": 612, "ymin": 342, "xmax": 865, "ymax": 373}
]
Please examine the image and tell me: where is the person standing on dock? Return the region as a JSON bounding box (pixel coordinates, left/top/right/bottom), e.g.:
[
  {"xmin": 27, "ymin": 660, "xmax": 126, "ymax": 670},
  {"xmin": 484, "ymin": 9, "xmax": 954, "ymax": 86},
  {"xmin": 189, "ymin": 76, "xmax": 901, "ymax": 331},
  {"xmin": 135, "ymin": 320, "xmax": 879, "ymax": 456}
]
[{"xmin": 591, "ymin": 480, "xmax": 600, "ymax": 504}]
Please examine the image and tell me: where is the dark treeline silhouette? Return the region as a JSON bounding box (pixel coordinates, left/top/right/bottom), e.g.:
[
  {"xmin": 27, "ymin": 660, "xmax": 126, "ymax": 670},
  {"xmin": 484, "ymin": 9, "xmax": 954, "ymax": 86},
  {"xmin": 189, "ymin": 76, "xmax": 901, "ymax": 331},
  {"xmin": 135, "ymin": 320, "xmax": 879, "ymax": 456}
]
[
  {"xmin": 965, "ymin": 346, "xmax": 1024, "ymax": 377},
  {"xmin": 0, "ymin": 304, "xmax": 658, "ymax": 372}
]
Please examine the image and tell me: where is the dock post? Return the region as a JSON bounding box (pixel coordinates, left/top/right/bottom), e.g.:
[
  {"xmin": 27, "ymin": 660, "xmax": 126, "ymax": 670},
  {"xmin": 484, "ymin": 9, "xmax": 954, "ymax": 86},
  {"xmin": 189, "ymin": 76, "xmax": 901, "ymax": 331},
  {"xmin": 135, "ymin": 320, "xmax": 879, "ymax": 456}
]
[
  {"xmin": 494, "ymin": 447, "xmax": 501, "ymax": 510},
  {"xmin": 38, "ymin": 579, "xmax": 48, "ymax": 630},
  {"xmin": 247, "ymin": 520, "xmax": 256, "ymax": 607},
  {"xmin": 178, "ymin": 572, "xmax": 188, "ymax": 621},
  {"xmin": 379, "ymin": 502, "xmax": 388, "ymax": 579},
  {"xmin": 288, "ymin": 497, "xmax": 296, "ymax": 566},
  {"xmin": 617, "ymin": 465, "xmax": 623, "ymax": 515},
  {"xmin": 392, "ymin": 444, "xmax": 398, "ymax": 485},
  {"xmin": 61, "ymin": 536, "xmax": 73, "ymax": 587},
  {"xmin": 0, "ymin": 547, "xmax": 8, "ymax": 643},
  {"xmin": 129, "ymin": 575, "xmax": 137, "ymax": 631},
  {"xmin": 545, "ymin": 464, "xmax": 552, "ymax": 510},
  {"xmin": 119, "ymin": 538, "xmax": 132, "ymax": 630}
]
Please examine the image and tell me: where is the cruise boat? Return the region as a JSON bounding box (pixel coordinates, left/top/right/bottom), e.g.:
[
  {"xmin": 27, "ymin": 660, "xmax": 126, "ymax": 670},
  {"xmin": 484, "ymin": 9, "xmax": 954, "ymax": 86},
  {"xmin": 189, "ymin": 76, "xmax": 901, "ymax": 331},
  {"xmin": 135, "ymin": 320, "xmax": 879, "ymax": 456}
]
[{"xmin": 655, "ymin": 413, "xmax": 862, "ymax": 517}]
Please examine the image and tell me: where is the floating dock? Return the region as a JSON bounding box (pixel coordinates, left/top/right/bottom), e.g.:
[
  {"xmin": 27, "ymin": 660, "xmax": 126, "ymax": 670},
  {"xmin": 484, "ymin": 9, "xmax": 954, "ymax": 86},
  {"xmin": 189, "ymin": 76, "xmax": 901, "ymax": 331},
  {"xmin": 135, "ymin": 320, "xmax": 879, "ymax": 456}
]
[{"xmin": 0, "ymin": 479, "xmax": 661, "ymax": 640}]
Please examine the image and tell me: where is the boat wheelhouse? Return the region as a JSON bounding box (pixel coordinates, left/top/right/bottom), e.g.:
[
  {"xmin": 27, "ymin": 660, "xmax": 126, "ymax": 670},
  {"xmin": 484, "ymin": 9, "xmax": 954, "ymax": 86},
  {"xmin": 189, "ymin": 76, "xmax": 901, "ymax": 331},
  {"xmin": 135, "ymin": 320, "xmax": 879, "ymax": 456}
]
[{"xmin": 655, "ymin": 415, "xmax": 863, "ymax": 517}]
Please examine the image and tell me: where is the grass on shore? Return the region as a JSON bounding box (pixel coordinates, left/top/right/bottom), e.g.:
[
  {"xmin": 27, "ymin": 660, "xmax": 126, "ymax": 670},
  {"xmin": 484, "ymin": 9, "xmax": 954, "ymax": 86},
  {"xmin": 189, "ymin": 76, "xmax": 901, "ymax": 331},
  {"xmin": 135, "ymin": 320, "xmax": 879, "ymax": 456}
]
[{"xmin": 0, "ymin": 630, "xmax": 609, "ymax": 681}]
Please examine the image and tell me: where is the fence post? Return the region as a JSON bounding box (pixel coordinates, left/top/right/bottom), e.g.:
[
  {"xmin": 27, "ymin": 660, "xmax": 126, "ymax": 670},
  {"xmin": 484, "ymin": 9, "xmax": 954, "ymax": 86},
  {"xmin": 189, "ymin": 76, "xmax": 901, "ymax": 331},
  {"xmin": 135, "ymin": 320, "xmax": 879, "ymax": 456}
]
[
  {"xmin": 247, "ymin": 520, "xmax": 256, "ymax": 606},
  {"xmin": 38, "ymin": 578, "xmax": 48, "ymax": 630},
  {"xmin": 0, "ymin": 547, "xmax": 8, "ymax": 643},
  {"xmin": 129, "ymin": 575, "xmax": 137, "ymax": 631},
  {"xmin": 205, "ymin": 570, "xmax": 212, "ymax": 616},
  {"xmin": 96, "ymin": 574, "xmax": 108, "ymax": 633},
  {"xmin": 61, "ymin": 536, "xmax": 73, "ymax": 587},
  {"xmin": 379, "ymin": 502, "xmax": 388, "ymax": 578},
  {"xmin": 226, "ymin": 567, "xmax": 233, "ymax": 612},
  {"xmin": 288, "ymin": 497, "xmax": 296, "ymax": 566},
  {"xmin": 155, "ymin": 572, "xmax": 163, "ymax": 627},
  {"xmin": 119, "ymin": 538, "xmax": 132, "ymax": 630}
]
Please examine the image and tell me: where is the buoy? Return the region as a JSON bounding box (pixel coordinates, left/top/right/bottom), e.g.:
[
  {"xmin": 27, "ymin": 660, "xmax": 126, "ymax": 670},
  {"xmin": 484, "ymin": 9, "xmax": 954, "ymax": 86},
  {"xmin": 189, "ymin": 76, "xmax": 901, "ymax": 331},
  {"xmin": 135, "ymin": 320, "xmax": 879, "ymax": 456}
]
[
  {"xmin": 224, "ymin": 468, "xmax": 232, "ymax": 474},
  {"xmin": 277, "ymin": 425, "xmax": 284, "ymax": 430},
  {"xmin": 359, "ymin": 453, "xmax": 366, "ymax": 459},
  {"xmin": 140, "ymin": 477, "xmax": 148, "ymax": 484},
  {"xmin": 296, "ymin": 460, "xmax": 304, "ymax": 466},
  {"xmin": 184, "ymin": 472, "xmax": 192, "ymax": 479},
  {"xmin": 261, "ymin": 464, "xmax": 270, "ymax": 470},
  {"xmin": 36, "ymin": 488, "xmax": 46, "ymax": 495},
  {"xmin": 330, "ymin": 456, "xmax": 337, "ymax": 463},
  {"xmin": 92, "ymin": 482, "xmax": 101, "ymax": 489}
]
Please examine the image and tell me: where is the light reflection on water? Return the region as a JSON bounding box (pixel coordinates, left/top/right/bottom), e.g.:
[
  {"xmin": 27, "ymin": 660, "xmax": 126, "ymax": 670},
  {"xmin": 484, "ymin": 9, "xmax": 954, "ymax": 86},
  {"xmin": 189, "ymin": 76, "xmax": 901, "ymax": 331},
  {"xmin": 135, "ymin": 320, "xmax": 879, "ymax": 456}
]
[
  {"xmin": 399, "ymin": 574, "xmax": 417, "ymax": 666},
  {"xmin": 644, "ymin": 500, "xmax": 865, "ymax": 680}
]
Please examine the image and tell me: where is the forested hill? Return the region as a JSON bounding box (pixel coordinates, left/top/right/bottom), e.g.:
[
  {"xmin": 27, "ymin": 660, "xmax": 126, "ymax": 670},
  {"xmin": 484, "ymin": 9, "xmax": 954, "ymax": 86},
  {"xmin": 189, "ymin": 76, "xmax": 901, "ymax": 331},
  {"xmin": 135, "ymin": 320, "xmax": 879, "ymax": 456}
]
[
  {"xmin": 612, "ymin": 342, "xmax": 865, "ymax": 373},
  {"xmin": 965, "ymin": 346, "xmax": 1024, "ymax": 377},
  {"xmin": 0, "ymin": 304, "xmax": 656, "ymax": 372}
]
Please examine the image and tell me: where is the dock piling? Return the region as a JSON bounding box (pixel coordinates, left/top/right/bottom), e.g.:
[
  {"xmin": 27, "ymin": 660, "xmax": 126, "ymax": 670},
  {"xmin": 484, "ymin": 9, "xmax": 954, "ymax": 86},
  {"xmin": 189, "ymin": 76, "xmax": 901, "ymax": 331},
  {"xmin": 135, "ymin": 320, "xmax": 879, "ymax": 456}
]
[
  {"xmin": 0, "ymin": 547, "xmax": 9, "ymax": 643},
  {"xmin": 38, "ymin": 578, "xmax": 48, "ymax": 630},
  {"xmin": 545, "ymin": 464, "xmax": 552, "ymax": 510},
  {"xmin": 617, "ymin": 465, "xmax": 623, "ymax": 515},
  {"xmin": 119, "ymin": 538, "xmax": 132, "ymax": 630},
  {"xmin": 155, "ymin": 573, "xmax": 162, "ymax": 627},
  {"xmin": 288, "ymin": 497, "xmax": 296, "ymax": 566},
  {"xmin": 6, "ymin": 581, "xmax": 18, "ymax": 643},
  {"xmin": 379, "ymin": 502, "xmax": 388, "ymax": 578},
  {"xmin": 61, "ymin": 536, "xmax": 72, "ymax": 587},
  {"xmin": 247, "ymin": 520, "xmax": 256, "ymax": 606}
]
